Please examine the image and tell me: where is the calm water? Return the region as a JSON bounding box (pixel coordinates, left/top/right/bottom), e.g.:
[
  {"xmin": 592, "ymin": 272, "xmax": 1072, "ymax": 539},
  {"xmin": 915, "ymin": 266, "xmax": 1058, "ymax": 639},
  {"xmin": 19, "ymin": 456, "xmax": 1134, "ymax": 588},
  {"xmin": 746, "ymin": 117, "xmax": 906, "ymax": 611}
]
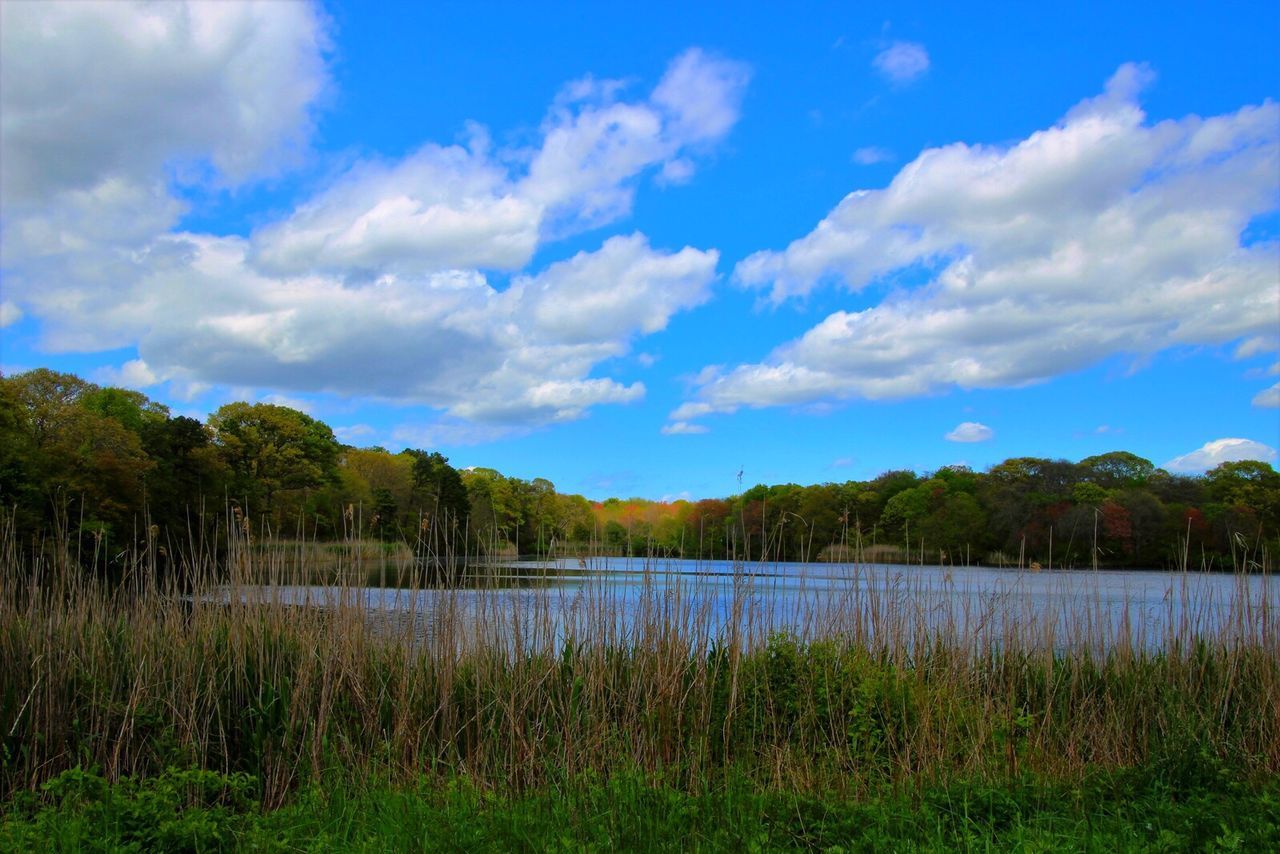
[{"xmin": 222, "ymin": 558, "xmax": 1277, "ymax": 652}]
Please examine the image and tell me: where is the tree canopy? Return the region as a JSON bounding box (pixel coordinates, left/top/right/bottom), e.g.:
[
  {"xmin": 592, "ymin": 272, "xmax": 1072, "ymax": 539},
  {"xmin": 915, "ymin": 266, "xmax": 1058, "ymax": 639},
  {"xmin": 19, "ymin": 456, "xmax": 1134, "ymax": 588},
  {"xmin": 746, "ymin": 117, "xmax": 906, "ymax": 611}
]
[{"xmin": 1, "ymin": 367, "xmax": 1277, "ymax": 571}]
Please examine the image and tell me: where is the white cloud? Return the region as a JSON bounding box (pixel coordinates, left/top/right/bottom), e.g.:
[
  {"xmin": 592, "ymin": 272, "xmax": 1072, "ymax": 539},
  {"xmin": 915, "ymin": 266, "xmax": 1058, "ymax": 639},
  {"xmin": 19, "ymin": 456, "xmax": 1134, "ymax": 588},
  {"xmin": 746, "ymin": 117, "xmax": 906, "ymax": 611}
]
[
  {"xmin": 853, "ymin": 146, "xmax": 894, "ymax": 165},
  {"xmin": 669, "ymin": 401, "xmax": 716, "ymax": 421},
  {"xmin": 1, "ymin": 0, "xmax": 327, "ymax": 259},
  {"xmin": 1, "ymin": 5, "xmax": 740, "ymax": 430},
  {"xmin": 249, "ymin": 145, "xmax": 542, "ymax": 277},
  {"xmin": 661, "ymin": 421, "xmax": 709, "ymax": 435},
  {"xmin": 944, "ymin": 421, "xmax": 994, "ymax": 443},
  {"xmin": 521, "ymin": 48, "xmax": 749, "ymax": 238},
  {"xmin": 1235, "ymin": 336, "xmax": 1279, "ymax": 359},
  {"xmin": 95, "ymin": 358, "xmax": 158, "ymax": 388},
  {"xmin": 0, "ymin": 301, "xmax": 22, "ymax": 328},
  {"xmin": 248, "ymin": 48, "xmax": 746, "ymax": 278},
  {"xmin": 1253, "ymin": 383, "xmax": 1280, "ymax": 408},
  {"xmin": 167, "ymin": 379, "xmax": 211, "ymax": 403},
  {"xmin": 672, "ymin": 65, "xmax": 1279, "ymax": 424},
  {"xmin": 334, "ymin": 423, "xmax": 376, "ymax": 443},
  {"xmin": 391, "ymin": 419, "xmax": 528, "ymax": 448},
  {"xmin": 873, "ymin": 42, "xmax": 930, "ymax": 84},
  {"xmin": 260, "ymin": 393, "xmax": 313, "ymax": 414},
  {"xmin": 58, "ymin": 231, "xmax": 714, "ymax": 427},
  {"xmin": 1164, "ymin": 438, "xmax": 1277, "ymax": 473}
]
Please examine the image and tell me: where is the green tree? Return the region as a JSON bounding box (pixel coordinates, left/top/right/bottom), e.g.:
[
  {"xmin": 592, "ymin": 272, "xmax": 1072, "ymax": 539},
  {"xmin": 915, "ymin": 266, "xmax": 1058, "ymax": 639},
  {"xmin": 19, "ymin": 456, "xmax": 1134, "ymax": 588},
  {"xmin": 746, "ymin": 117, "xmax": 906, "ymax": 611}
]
[
  {"xmin": 1203, "ymin": 460, "xmax": 1280, "ymax": 553},
  {"xmin": 1, "ymin": 369, "xmax": 154, "ymax": 538},
  {"xmin": 920, "ymin": 492, "xmax": 989, "ymax": 559},
  {"xmin": 405, "ymin": 450, "xmax": 469, "ymax": 531},
  {"xmin": 1080, "ymin": 451, "xmax": 1155, "ymax": 489},
  {"xmin": 80, "ymin": 387, "xmax": 169, "ymax": 436},
  {"xmin": 141, "ymin": 415, "xmax": 228, "ymax": 532},
  {"xmin": 207, "ymin": 402, "xmax": 340, "ymax": 525}
]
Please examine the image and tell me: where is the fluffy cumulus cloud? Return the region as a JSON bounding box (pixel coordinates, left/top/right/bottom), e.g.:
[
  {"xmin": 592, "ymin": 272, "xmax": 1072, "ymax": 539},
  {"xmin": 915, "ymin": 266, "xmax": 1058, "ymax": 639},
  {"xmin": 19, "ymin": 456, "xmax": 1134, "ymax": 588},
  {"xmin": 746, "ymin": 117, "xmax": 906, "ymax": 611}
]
[
  {"xmin": 1, "ymin": 0, "xmax": 327, "ymax": 257},
  {"xmin": 873, "ymin": 41, "xmax": 930, "ymax": 84},
  {"xmin": 54, "ymin": 230, "xmax": 715, "ymax": 425},
  {"xmin": 253, "ymin": 47, "xmax": 748, "ymax": 278},
  {"xmin": 944, "ymin": 421, "xmax": 994, "ymax": 443},
  {"xmin": 1164, "ymin": 438, "xmax": 1278, "ymax": 473},
  {"xmin": 670, "ymin": 65, "xmax": 1279, "ymax": 428},
  {"xmin": 94, "ymin": 359, "xmax": 159, "ymax": 389},
  {"xmin": 1, "ymin": 2, "xmax": 743, "ymax": 428}
]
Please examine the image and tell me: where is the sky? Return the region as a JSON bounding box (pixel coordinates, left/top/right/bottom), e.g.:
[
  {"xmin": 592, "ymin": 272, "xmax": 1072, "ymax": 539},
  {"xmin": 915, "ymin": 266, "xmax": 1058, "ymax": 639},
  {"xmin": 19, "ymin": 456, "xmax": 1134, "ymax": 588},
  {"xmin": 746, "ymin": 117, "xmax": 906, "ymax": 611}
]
[{"xmin": 1, "ymin": 0, "xmax": 1278, "ymax": 501}]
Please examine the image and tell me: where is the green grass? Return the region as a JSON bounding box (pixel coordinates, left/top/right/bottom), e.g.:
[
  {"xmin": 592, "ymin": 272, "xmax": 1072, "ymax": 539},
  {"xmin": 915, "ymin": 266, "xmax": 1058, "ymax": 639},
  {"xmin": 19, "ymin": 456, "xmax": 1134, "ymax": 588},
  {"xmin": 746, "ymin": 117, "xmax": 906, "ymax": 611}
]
[{"xmin": 3, "ymin": 760, "xmax": 1277, "ymax": 852}]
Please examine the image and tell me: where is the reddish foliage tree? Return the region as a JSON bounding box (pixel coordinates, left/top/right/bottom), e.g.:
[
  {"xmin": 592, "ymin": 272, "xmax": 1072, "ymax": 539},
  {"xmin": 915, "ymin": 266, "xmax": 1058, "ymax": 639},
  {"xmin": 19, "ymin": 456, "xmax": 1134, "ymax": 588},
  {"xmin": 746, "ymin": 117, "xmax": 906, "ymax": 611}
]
[{"xmin": 1102, "ymin": 500, "xmax": 1133, "ymax": 553}]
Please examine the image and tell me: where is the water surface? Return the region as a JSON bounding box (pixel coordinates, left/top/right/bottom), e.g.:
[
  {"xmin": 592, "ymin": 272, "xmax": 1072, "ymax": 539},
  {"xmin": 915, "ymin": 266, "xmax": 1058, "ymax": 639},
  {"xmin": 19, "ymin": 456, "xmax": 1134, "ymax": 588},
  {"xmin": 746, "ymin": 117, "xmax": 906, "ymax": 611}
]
[{"xmin": 221, "ymin": 558, "xmax": 1276, "ymax": 652}]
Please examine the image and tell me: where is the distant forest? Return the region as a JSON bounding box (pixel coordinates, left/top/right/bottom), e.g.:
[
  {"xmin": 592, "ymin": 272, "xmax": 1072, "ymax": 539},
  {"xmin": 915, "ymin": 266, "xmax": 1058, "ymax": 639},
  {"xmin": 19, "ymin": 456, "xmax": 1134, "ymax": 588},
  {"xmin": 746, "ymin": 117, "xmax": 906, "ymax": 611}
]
[{"xmin": 2, "ymin": 368, "xmax": 1276, "ymax": 569}]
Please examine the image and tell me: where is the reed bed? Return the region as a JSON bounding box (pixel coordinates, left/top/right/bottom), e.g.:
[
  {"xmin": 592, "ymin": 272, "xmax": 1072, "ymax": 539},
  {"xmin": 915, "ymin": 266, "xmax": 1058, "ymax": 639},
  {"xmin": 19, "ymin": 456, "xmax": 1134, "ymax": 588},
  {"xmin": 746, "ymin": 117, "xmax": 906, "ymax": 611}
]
[{"xmin": 1, "ymin": 511, "xmax": 1276, "ymax": 812}]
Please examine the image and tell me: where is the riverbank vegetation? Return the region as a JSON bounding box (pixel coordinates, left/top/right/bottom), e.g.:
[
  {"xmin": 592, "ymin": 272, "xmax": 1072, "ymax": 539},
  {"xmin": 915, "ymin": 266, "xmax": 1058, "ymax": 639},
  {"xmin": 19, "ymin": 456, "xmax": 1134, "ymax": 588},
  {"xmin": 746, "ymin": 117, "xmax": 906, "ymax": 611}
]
[
  {"xmin": 6, "ymin": 763, "xmax": 1278, "ymax": 851},
  {"xmin": 1, "ymin": 511, "xmax": 1277, "ymax": 848},
  {"xmin": 3, "ymin": 368, "xmax": 1277, "ymax": 571}
]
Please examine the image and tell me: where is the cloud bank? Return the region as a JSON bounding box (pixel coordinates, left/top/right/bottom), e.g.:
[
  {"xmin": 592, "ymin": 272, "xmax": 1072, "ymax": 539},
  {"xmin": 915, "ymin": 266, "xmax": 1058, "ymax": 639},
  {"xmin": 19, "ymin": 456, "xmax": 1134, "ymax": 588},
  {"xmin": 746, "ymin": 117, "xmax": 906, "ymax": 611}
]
[
  {"xmin": 670, "ymin": 65, "xmax": 1278, "ymax": 429},
  {"xmin": 1164, "ymin": 438, "xmax": 1278, "ymax": 473},
  {"xmin": 1, "ymin": 2, "xmax": 747, "ymax": 429}
]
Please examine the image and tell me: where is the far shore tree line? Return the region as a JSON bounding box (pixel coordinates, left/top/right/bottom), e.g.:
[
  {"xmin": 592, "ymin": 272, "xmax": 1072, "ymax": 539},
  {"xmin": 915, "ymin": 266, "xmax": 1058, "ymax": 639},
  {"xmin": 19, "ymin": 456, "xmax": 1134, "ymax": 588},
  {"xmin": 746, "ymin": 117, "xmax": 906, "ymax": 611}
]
[{"xmin": 1, "ymin": 368, "xmax": 1277, "ymax": 570}]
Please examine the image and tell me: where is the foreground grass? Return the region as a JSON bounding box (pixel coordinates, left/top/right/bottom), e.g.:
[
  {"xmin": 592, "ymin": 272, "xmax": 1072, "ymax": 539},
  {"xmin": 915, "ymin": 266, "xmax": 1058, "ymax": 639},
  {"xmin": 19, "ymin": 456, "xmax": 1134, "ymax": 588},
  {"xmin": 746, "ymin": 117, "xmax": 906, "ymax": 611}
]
[
  {"xmin": 2, "ymin": 519, "xmax": 1277, "ymax": 849},
  {"xmin": 4, "ymin": 759, "xmax": 1277, "ymax": 852}
]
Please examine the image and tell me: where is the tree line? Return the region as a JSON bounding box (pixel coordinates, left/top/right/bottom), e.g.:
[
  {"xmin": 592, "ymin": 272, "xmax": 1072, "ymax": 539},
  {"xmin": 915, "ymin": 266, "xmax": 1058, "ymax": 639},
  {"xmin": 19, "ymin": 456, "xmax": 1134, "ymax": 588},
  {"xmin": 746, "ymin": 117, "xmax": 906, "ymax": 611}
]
[{"xmin": 2, "ymin": 368, "xmax": 1276, "ymax": 569}]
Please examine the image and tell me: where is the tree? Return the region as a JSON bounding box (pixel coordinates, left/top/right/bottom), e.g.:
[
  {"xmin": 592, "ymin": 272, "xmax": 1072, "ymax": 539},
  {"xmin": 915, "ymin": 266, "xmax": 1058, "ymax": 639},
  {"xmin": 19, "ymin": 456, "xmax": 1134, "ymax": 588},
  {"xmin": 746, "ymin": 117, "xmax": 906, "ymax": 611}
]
[
  {"xmin": 881, "ymin": 483, "xmax": 932, "ymax": 536},
  {"xmin": 141, "ymin": 415, "xmax": 228, "ymax": 532},
  {"xmin": 1080, "ymin": 451, "xmax": 1154, "ymax": 489},
  {"xmin": 1205, "ymin": 460, "xmax": 1280, "ymax": 515},
  {"xmin": 461, "ymin": 467, "xmax": 522, "ymax": 550},
  {"xmin": 0, "ymin": 377, "xmax": 37, "ymax": 527},
  {"xmin": 208, "ymin": 402, "xmax": 340, "ymax": 524},
  {"xmin": 982, "ymin": 457, "xmax": 1080, "ymax": 555},
  {"xmin": 370, "ymin": 488, "xmax": 399, "ymax": 541},
  {"xmin": 1204, "ymin": 460, "xmax": 1280, "ymax": 551},
  {"xmin": 554, "ymin": 493, "xmax": 595, "ymax": 545},
  {"xmin": 80, "ymin": 386, "xmax": 169, "ymax": 436},
  {"xmin": 1100, "ymin": 500, "xmax": 1133, "ymax": 554},
  {"xmin": 405, "ymin": 450, "xmax": 469, "ymax": 532},
  {"xmin": 920, "ymin": 492, "xmax": 989, "ymax": 558},
  {"xmin": 1072, "ymin": 482, "xmax": 1108, "ymax": 508},
  {"xmin": 0, "ymin": 369, "xmax": 153, "ymax": 538}
]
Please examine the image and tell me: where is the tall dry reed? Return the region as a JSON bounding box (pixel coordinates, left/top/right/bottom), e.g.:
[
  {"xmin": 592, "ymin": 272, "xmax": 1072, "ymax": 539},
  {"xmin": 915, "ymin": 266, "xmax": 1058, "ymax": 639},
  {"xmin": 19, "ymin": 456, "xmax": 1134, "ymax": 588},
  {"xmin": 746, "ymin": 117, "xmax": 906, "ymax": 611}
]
[{"xmin": 1, "ymin": 508, "xmax": 1276, "ymax": 808}]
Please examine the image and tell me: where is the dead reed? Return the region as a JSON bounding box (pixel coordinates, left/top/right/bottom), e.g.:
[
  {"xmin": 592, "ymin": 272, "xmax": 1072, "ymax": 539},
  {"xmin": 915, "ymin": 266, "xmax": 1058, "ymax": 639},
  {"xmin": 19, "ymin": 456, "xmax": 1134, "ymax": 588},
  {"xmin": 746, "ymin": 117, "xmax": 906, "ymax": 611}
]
[{"xmin": 1, "ymin": 508, "xmax": 1276, "ymax": 809}]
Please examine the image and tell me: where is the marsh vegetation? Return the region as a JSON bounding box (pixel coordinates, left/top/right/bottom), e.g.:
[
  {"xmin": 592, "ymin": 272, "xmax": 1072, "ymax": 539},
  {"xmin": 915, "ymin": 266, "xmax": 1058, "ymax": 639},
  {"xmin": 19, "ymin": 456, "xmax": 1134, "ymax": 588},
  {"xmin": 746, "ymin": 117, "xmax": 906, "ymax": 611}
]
[{"xmin": 1, "ymin": 509, "xmax": 1277, "ymax": 849}]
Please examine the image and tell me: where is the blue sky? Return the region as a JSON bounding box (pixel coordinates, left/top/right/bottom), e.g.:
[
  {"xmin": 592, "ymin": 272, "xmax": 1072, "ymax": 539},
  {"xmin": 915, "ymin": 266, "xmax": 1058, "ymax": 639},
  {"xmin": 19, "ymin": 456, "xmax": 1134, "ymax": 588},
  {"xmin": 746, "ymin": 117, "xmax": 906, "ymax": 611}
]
[{"xmin": 1, "ymin": 1, "xmax": 1277, "ymax": 500}]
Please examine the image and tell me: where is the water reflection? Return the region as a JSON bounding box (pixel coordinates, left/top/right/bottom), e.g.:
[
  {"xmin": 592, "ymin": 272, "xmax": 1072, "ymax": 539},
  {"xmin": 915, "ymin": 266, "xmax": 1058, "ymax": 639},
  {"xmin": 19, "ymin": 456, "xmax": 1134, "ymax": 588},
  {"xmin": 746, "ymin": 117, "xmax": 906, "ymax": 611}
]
[{"xmin": 216, "ymin": 558, "xmax": 1277, "ymax": 654}]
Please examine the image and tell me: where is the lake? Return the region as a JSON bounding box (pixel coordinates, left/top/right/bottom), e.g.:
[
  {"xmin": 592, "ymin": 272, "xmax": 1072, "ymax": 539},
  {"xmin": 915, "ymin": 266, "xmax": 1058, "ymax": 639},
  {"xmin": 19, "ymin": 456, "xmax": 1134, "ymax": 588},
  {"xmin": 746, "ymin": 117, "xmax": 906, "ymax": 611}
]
[{"xmin": 218, "ymin": 557, "xmax": 1278, "ymax": 653}]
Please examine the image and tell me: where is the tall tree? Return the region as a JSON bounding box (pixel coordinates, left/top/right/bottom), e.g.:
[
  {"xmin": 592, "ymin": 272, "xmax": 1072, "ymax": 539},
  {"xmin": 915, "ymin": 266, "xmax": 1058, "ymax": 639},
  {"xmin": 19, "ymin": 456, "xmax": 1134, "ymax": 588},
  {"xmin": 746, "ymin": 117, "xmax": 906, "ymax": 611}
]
[
  {"xmin": 208, "ymin": 402, "xmax": 340, "ymax": 522},
  {"xmin": 404, "ymin": 450, "xmax": 469, "ymax": 530},
  {"xmin": 1, "ymin": 369, "xmax": 154, "ymax": 537},
  {"xmin": 1080, "ymin": 451, "xmax": 1155, "ymax": 489}
]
